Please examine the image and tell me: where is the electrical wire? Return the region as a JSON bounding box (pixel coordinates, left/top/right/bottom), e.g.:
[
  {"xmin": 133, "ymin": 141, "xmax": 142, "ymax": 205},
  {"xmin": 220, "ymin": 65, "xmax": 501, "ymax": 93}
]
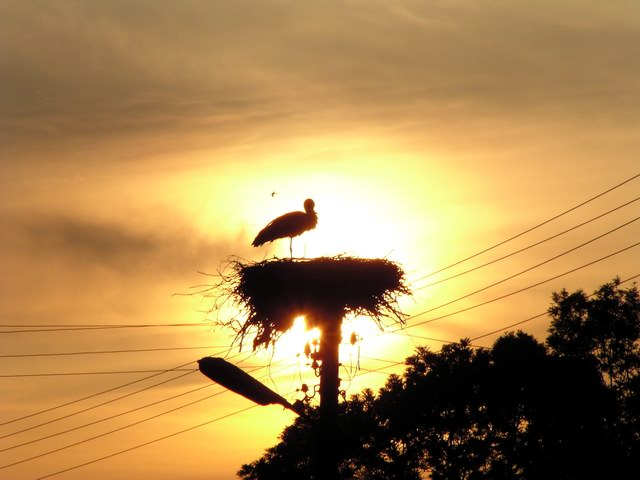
[
  {"xmin": 359, "ymin": 356, "xmax": 404, "ymax": 365},
  {"xmin": 19, "ymin": 267, "xmax": 639, "ymax": 478},
  {"xmin": 351, "ymin": 274, "xmax": 640, "ymax": 378},
  {"xmin": 3, "ymin": 198, "xmax": 637, "ymax": 341},
  {"xmin": 412, "ymin": 195, "xmax": 640, "ymax": 291},
  {"xmin": 0, "ymin": 384, "xmax": 214, "ymax": 454},
  {"xmin": 0, "ymin": 362, "xmax": 286, "ymax": 454},
  {"xmin": 0, "ymin": 345, "xmax": 227, "ymax": 358},
  {"xmin": 0, "ymin": 349, "xmax": 257, "ymax": 437},
  {"xmin": 411, "ymin": 216, "xmax": 640, "ymax": 313},
  {"xmin": 0, "ymin": 369, "xmax": 196, "ymax": 377},
  {"xmin": 404, "ymin": 240, "xmax": 640, "ymax": 328},
  {"xmin": 470, "ymin": 312, "xmax": 548, "ymax": 343},
  {"xmin": 357, "ymin": 365, "xmax": 403, "ymax": 376},
  {"xmin": 0, "ymin": 322, "xmax": 206, "ymax": 328},
  {"xmin": 468, "ymin": 272, "xmax": 640, "ymax": 343},
  {"xmin": 35, "ymin": 405, "xmax": 259, "ymax": 480},
  {"xmin": 0, "ymin": 344, "xmax": 250, "ymax": 424},
  {"xmin": 3, "ymin": 180, "xmax": 639, "ymax": 336},
  {"xmin": 5, "ymin": 175, "xmax": 638, "ymax": 478},
  {"xmin": 388, "ymin": 331, "xmax": 482, "ymax": 348},
  {"xmin": 11, "ymin": 251, "xmax": 624, "ymax": 420},
  {"xmin": 329, "ymin": 259, "xmax": 627, "ymax": 362},
  {"xmin": 410, "ymin": 171, "xmax": 640, "ymax": 283},
  {"xmin": 0, "ymin": 369, "xmax": 196, "ymax": 440},
  {"xmin": 355, "ymin": 361, "xmax": 406, "ymax": 377},
  {"xmin": 33, "ymin": 358, "xmax": 425, "ymax": 479},
  {"xmin": 2, "ymin": 363, "xmax": 295, "ymax": 471},
  {"xmin": 337, "ymin": 234, "xmax": 637, "ymax": 354},
  {"xmin": 27, "ymin": 252, "xmax": 639, "ymax": 480},
  {"xmin": 0, "ymin": 323, "xmax": 212, "ymax": 334},
  {"xmin": 0, "ymin": 358, "xmax": 200, "ymax": 428}
]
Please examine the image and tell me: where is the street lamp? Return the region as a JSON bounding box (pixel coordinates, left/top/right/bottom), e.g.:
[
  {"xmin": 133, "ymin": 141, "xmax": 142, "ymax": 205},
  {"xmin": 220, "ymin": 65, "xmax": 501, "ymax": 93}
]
[{"xmin": 198, "ymin": 357, "xmax": 305, "ymax": 416}]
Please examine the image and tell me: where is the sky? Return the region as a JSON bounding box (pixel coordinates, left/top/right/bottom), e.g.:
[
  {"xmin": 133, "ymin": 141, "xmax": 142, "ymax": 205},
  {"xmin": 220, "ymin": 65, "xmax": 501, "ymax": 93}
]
[{"xmin": 1, "ymin": 0, "xmax": 639, "ymax": 478}]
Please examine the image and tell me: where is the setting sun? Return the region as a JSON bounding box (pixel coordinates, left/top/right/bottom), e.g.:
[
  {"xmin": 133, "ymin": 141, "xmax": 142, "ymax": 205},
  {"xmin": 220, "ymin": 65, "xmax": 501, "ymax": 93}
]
[{"xmin": 271, "ymin": 316, "xmax": 321, "ymax": 360}]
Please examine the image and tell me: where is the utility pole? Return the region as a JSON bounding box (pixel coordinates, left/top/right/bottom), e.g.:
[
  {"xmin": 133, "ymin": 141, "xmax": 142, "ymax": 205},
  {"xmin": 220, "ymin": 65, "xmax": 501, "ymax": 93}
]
[
  {"xmin": 204, "ymin": 256, "xmax": 408, "ymax": 480},
  {"xmin": 317, "ymin": 310, "xmax": 342, "ymax": 480}
]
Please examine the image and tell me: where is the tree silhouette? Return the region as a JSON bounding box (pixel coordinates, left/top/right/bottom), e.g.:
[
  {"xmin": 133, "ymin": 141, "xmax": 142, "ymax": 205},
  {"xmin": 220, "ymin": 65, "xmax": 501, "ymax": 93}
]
[
  {"xmin": 547, "ymin": 277, "xmax": 640, "ymax": 471},
  {"xmin": 239, "ymin": 279, "xmax": 639, "ymax": 479}
]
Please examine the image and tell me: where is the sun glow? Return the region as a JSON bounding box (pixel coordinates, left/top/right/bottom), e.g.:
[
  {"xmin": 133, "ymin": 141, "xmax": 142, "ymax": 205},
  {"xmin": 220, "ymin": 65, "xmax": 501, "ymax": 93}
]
[
  {"xmin": 243, "ymin": 178, "xmax": 423, "ymax": 265},
  {"xmin": 271, "ymin": 316, "xmax": 321, "ymax": 360},
  {"xmin": 266, "ymin": 314, "xmax": 406, "ymax": 365}
]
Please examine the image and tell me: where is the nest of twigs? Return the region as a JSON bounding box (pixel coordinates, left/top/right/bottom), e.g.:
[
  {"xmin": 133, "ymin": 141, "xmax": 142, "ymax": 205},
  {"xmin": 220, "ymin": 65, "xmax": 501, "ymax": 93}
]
[{"xmin": 222, "ymin": 256, "xmax": 409, "ymax": 350}]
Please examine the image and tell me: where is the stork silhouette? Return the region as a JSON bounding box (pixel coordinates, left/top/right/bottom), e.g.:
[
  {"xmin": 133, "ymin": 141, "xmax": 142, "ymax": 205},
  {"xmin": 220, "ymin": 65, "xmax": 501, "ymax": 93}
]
[{"xmin": 252, "ymin": 198, "xmax": 317, "ymax": 257}]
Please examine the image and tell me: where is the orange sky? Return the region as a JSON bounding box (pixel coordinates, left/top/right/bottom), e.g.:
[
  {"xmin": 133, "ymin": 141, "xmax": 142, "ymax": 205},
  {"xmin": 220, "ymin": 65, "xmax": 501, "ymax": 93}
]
[{"xmin": 1, "ymin": 1, "xmax": 639, "ymax": 478}]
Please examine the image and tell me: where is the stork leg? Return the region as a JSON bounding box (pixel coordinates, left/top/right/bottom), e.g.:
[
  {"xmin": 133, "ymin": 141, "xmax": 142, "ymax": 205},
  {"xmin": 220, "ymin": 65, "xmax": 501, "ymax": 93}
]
[{"xmin": 289, "ymin": 237, "xmax": 293, "ymax": 258}]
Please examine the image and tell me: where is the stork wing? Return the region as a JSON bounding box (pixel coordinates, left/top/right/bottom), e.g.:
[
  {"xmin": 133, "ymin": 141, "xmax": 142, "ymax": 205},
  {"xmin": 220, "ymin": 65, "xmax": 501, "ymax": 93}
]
[{"xmin": 252, "ymin": 211, "xmax": 311, "ymax": 246}]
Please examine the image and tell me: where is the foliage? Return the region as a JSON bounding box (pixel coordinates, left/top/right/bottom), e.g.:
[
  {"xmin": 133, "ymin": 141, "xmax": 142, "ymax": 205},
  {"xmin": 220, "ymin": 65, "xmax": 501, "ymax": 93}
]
[
  {"xmin": 238, "ymin": 279, "xmax": 640, "ymax": 479},
  {"xmin": 547, "ymin": 277, "xmax": 640, "ymax": 463}
]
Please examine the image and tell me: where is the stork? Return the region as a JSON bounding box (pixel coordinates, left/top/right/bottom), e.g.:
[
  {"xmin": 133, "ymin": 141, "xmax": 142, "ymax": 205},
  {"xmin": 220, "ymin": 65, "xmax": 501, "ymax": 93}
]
[{"xmin": 252, "ymin": 198, "xmax": 318, "ymax": 257}]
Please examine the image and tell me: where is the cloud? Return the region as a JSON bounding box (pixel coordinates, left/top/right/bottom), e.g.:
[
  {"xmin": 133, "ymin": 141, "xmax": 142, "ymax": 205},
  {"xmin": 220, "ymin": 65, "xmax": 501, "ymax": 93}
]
[
  {"xmin": 2, "ymin": 213, "xmax": 236, "ymax": 277},
  {"xmin": 2, "ymin": 0, "xmax": 638, "ymax": 163},
  {"xmin": 24, "ymin": 216, "xmax": 157, "ymax": 272},
  {"xmin": 0, "ymin": 209, "xmax": 247, "ymax": 324}
]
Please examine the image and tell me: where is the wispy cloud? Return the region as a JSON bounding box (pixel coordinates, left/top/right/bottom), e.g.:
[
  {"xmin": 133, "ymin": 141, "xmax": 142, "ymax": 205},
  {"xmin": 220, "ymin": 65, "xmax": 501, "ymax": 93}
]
[
  {"xmin": 3, "ymin": 213, "xmax": 235, "ymax": 277},
  {"xmin": 2, "ymin": 0, "xmax": 638, "ymax": 162}
]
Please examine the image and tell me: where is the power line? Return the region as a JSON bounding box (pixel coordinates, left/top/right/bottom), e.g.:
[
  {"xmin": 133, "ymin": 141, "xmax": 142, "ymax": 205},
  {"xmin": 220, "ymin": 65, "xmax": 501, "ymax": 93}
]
[
  {"xmin": 0, "ymin": 346, "xmax": 248, "ymax": 428},
  {"xmin": 33, "ymin": 360, "xmax": 421, "ymax": 479},
  {"xmin": 0, "ymin": 369, "xmax": 197, "ymax": 378},
  {"xmin": 337, "ymin": 272, "xmax": 640, "ymax": 381},
  {"xmin": 0, "ymin": 362, "xmax": 285, "ymax": 454},
  {"xmin": 337, "ymin": 253, "xmax": 638, "ymax": 360},
  {"xmin": 358, "ymin": 364, "xmax": 404, "ymax": 376},
  {"xmin": 350, "ymin": 357, "xmax": 415, "ymax": 379},
  {"xmin": 0, "ymin": 384, "xmax": 214, "ymax": 453},
  {"xmin": 0, "ymin": 322, "xmax": 207, "ymax": 328},
  {"xmin": 0, "ymin": 370, "xmax": 196, "ymax": 440},
  {"xmin": 1, "ymin": 364, "xmax": 277, "ymax": 378},
  {"xmin": 0, "ymin": 323, "xmax": 212, "ymax": 334},
  {"xmin": 412, "ymin": 195, "xmax": 640, "ymax": 291},
  {"xmin": 412, "ymin": 216, "xmax": 640, "ymax": 314},
  {"xmin": 6, "ymin": 177, "xmax": 638, "ymax": 476},
  {"xmin": 388, "ymin": 331, "xmax": 483, "ymax": 348},
  {"xmin": 411, "ymin": 171, "xmax": 640, "ymax": 283},
  {"xmin": 0, "ymin": 345, "xmax": 227, "ymax": 358},
  {"xmin": 3, "ymin": 185, "xmax": 638, "ymax": 340},
  {"xmin": 0, "ymin": 358, "xmax": 200, "ymax": 428},
  {"xmin": 22, "ymin": 267, "xmax": 640, "ymax": 479},
  {"xmin": 2, "ymin": 189, "xmax": 637, "ymax": 337},
  {"xmin": 404, "ymin": 241, "xmax": 640, "ymax": 328},
  {"xmin": 468, "ymin": 272, "xmax": 640, "ymax": 343},
  {"xmin": 471, "ymin": 312, "xmax": 548, "ymax": 343},
  {"xmin": 2, "ymin": 363, "xmax": 294, "ymax": 470},
  {"xmin": 359, "ymin": 356, "xmax": 404, "ymax": 365},
  {"xmin": 355, "ymin": 274, "xmax": 640, "ymax": 381},
  {"xmin": 29, "ymin": 268, "xmax": 638, "ymax": 477},
  {"xmin": 1, "ymin": 393, "xmax": 256, "ymax": 471},
  {"xmin": 377, "ymin": 273, "xmax": 640, "ymax": 357},
  {"xmin": 0, "ymin": 350, "xmax": 255, "ymax": 437},
  {"xmin": 35, "ymin": 405, "xmax": 258, "ymax": 480}
]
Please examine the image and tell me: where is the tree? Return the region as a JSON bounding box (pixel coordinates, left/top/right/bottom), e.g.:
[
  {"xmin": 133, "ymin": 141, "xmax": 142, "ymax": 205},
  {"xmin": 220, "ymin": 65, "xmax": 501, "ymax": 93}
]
[
  {"xmin": 239, "ymin": 279, "xmax": 639, "ymax": 479},
  {"xmin": 381, "ymin": 333, "xmax": 623, "ymax": 479},
  {"xmin": 547, "ymin": 277, "xmax": 640, "ymax": 468},
  {"xmin": 238, "ymin": 389, "xmax": 420, "ymax": 480},
  {"xmin": 547, "ymin": 278, "xmax": 640, "ymax": 392}
]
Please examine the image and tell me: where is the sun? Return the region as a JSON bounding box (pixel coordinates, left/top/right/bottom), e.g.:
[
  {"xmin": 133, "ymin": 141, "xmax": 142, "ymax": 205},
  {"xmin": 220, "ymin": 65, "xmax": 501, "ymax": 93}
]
[
  {"xmin": 266, "ymin": 314, "xmax": 404, "ymax": 364},
  {"xmin": 271, "ymin": 316, "xmax": 321, "ymax": 360}
]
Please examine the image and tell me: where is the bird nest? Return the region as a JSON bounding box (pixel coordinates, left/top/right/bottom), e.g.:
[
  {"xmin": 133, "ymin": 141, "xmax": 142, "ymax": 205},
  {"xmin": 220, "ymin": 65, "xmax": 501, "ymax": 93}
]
[{"xmin": 219, "ymin": 256, "xmax": 410, "ymax": 350}]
